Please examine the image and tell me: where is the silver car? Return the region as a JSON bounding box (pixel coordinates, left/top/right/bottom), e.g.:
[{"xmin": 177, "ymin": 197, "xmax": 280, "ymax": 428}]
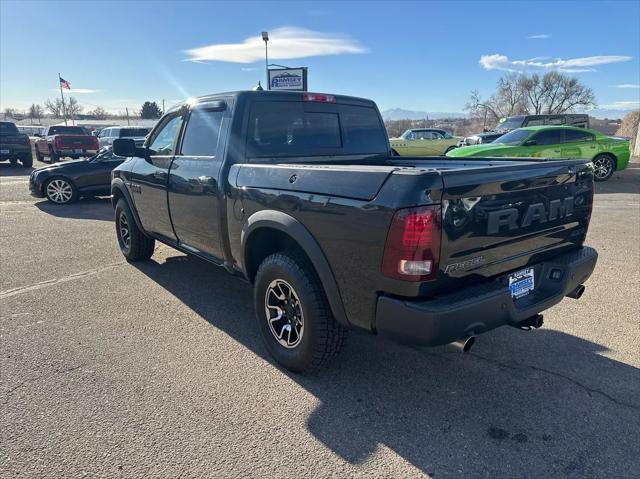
[{"xmin": 98, "ymin": 126, "xmax": 150, "ymax": 148}]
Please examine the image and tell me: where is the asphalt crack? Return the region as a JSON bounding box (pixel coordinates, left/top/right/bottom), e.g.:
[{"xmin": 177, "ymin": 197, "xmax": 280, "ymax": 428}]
[
  {"xmin": 2, "ymin": 363, "xmax": 87, "ymax": 403},
  {"xmin": 0, "ymin": 262, "xmax": 126, "ymax": 298},
  {"xmin": 469, "ymin": 352, "xmax": 639, "ymax": 411}
]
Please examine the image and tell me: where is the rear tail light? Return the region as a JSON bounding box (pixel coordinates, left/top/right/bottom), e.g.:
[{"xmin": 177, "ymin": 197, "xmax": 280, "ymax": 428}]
[
  {"xmin": 54, "ymin": 137, "xmax": 62, "ymax": 149},
  {"xmin": 382, "ymin": 205, "xmax": 442, "ymax": 281},
  {"xmin": 90, "ymin": 136, "xmax": 99, "ymax": 149},
  {"xmin": 303, "ymin": 93, "xmax": 335, "ymax": 103}
]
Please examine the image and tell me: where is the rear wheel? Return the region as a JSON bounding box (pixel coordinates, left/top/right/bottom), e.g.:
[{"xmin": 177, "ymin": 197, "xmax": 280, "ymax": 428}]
[
  {"xmin": 45, "ymin": 177, "xmax": 77, "ymax": 204},
  {"xmin": 254, "ymin": 252, "xmax": 346, "ymax": 373},
  {"xmin": 9, "ymin": 158, "xmax": 18, "ymax": 166},
  {"xmin": 35, "ymin": 150, "xmax": 44, "ymax": 162},
  {"xmin": 593, "ymin": 154, "xmax": 615, "ymax": 182},
  {"xmin": 115, "ymin": 199, "xmax": 155, "ymax": 261},
  {"xmin": 21, "ymin": 155, "xmax": 33, "ymax": 168}
]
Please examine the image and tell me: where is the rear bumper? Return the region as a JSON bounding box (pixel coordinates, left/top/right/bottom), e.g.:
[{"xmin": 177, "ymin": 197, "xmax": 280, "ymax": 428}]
[{"xmin": 375, "ymin": 246, "xmax": 598, "ymax": 346}]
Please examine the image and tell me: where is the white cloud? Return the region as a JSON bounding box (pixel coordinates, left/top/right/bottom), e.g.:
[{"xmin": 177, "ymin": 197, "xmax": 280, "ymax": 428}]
[
  {"xmin": 616, "ymin": 84, "xmax": 640, "ymax": 88},
  {"xmin": 50, "ymin": 88, "xmax": 100, "ymax": 94},
  {"xmin": 241, "ymin": 67, "xmax": 257, "ymax": 72},
  {"xmin": 527, "ymin": 34, "xmax": 550, "ymax": 39},
  {"xmin": 597, "ymin": 100, "xmax": 640, "ymax": 110},
  {"xmin": 185, "ymin": 26, "xmax": 367, "ymax": 63},
  {"xmin": 479, "ymin": 54, "xmax": 633, "ymax": 73}
]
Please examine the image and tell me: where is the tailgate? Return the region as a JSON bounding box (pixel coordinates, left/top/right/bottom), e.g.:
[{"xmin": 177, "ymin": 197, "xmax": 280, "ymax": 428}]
[
  {"xmin": 438, "ymin": 160, "xmax": 593, "ymax": 282},
  {"xmin": 57, "ymin": 135, "xmax": 96, "ymax": 148}
]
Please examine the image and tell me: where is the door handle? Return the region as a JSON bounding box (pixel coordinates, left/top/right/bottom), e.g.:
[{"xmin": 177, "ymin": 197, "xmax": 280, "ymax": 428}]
[
  {"xmin": 553, "ymin": 150, "xmax": 561, "ymax": 153},
  {"xmin": 153, "ymin": 171, "xmax": 166, "ymax": 179}
]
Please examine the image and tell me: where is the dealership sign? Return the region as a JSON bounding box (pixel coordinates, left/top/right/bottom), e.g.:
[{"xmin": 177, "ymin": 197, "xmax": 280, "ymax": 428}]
[{"xmin": 268, "ymin": 68, "xmax": 308, "ymax": 91}]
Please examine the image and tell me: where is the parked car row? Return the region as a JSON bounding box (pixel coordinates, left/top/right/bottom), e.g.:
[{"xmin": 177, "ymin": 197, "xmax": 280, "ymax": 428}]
[
  {"xmin": 0, "ymin": 121, "xmax": 151, "ymax": 169},
  {"xmin": 389, "ymin": 113, "xmax": 630, "ymax": 182}
]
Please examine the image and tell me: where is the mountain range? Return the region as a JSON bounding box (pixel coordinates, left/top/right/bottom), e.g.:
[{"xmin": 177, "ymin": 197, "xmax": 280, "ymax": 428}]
[
  {"xmin": 380, "ymin": 108, "xmax": 465, "ymax": 121},
  {"xmin": 381, "ymin": 107, "xmax": 633, "ymax": 121}
]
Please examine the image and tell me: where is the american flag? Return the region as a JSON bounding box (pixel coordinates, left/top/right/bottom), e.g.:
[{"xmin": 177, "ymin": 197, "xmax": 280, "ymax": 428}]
[{"xmin": 59, "ymin": 77, "xmax": 71, "ymax": 90}]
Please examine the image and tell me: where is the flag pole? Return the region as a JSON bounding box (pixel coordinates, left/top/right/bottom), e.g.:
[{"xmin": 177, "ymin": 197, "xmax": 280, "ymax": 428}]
[{"xmin": 58, "ymin": 73, "xmax": 67, "ymax": 126}]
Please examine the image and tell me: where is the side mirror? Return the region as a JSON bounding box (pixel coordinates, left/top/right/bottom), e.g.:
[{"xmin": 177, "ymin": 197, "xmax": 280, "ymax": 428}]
[
  {"xmin": 524, "ymin": 139, "xmax": 537, "ymax": 146},
  {"xmin": 113, "ymin": 138, "xmax": 137, "ymax": 157}
]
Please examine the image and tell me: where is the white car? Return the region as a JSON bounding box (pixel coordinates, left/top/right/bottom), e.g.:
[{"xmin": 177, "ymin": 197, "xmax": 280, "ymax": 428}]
[{"xmin": 98, "ymin": 126, "xmax": 150, "ymax": 148}]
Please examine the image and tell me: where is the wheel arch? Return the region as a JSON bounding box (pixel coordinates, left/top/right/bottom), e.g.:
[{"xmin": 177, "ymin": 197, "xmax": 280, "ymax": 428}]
[
  {"xmin": 241, "ymin": 210, "xmax": 350, "ymax": 327},
  {"xmin": 111, "ymin": 178, "xmax": 145, "ymax": 233}
]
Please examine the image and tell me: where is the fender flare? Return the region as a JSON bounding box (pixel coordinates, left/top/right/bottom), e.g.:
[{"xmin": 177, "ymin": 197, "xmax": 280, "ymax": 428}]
[
  {"xmin": 241, "ymin": 210, "xmax": 350, "ymax": 328},
  {"xmin": 111, "ymin": 178, "xmax": 145, "ymax": 232}
]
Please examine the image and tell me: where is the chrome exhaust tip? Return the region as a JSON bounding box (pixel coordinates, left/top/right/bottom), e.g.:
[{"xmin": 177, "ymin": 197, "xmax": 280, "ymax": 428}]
[
  {"xmin": 567, "ymin": 284, "xmax": 586, "ymax": 299},
  {"xmin": 451, "ymin": 336, "xmax": 476, "ymax": 353}
]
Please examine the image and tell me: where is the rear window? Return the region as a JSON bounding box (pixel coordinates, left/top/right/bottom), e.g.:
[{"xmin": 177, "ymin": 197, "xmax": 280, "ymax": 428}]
[
  {"xmin": 119, "ymin": 128, "xmax": 149, "ymax": 137},
  {"xmin": 48, "ymin": 126, "xmax": 86, "ymax": 135},
  {"xmin": 247, "ymin": 101, "xmax": 387, "ymax": 158},
  {"xmin": 0, "ymin": 122, "xmax": 19, "ymax": 135}
]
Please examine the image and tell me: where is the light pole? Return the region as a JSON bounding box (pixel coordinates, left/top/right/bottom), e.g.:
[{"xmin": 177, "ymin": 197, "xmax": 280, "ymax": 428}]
[{"xmin": 262, "ymin": 31, "xmax": 269, "ymax": 90}]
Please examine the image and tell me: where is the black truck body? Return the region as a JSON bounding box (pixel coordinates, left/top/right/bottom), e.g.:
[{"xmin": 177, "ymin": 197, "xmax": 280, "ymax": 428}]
[{"xmin": 111, "ymin": 91, "xmax": 597, "ymax": 371}]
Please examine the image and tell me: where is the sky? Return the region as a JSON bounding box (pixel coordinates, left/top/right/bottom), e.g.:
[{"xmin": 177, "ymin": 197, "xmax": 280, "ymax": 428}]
[{"xmin": 1, "ymin": 0, "xmax": 639, "ymax": 117}]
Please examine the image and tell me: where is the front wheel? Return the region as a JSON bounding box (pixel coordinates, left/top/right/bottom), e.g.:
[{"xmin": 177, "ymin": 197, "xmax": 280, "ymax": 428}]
[
  {"xmin": 45, "ymin": 177, "xmax": 77, "ymax": 204},
  {"xmin": 115, "ymin": 199, "xmax": 155, "ymax": 261},
  {"xmin": 254, "ymin": 252, "xmax": 346, "ymax": 373},
  {"xmin": 593, "ymin": 155, "xmax": 615, "ymax": 182}
]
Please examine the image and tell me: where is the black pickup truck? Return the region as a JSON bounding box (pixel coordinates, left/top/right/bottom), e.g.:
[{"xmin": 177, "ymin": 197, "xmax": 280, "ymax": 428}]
[{"xmin": 111, "ymin": 91, "xmax": 598, "ymax": 372}]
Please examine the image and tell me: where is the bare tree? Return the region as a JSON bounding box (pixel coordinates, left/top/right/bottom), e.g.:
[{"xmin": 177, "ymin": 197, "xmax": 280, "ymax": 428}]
[
  {"xmin": 88, "ymin": 106, "xmax": 108, "ymax": 120},
  {"xmin": 45, "ymin": 98, "xmax": 64, "ymax": 118},
  {"xmin": 28, "ymin": 104, "xmax": 44, "ymax": 123},
  {"xmin": 4, "ymin": 107, "xmax": 18, "ymax": 118},
  {"xmin": 467, "ymin": 72, "xmax": 596, "ymax": 121},
  {"xmin": 66, "ymin": 97, "xmax": 83, "ymax": 118}
]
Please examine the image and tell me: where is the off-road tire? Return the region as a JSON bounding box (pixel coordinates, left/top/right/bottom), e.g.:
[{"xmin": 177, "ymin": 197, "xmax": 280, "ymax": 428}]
[
  {"xmin": 115, "ymin": 198, "xmax": 155, "ymax": 261},
  {"xmin": 254, "ymin": 252, "xmax": 346, "ymax": 373},
  {"xmin": 21, "ymin": 155, "xmax": 33, "ymax": 168}
]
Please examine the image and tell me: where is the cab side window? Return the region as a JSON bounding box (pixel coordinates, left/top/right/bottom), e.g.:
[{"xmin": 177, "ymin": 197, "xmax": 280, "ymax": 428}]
[
  {"xmin": 148, "ymin": 115, "xmax": 183, "ymax": 156},
  {"xmin": 180, "ymin": 109, "xmax": 224, "ymax": 156}
]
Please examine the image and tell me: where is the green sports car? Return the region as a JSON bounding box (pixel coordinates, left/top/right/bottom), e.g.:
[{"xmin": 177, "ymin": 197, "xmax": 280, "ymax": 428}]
[{"xmin": 447, "ymin": 126, "xmax": 630, "ymax": 181}]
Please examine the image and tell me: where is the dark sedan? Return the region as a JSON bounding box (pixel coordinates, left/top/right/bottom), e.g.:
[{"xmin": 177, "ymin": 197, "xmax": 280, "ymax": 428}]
[{"xmin": 30, "ymin": 147, "xmax": 125, "ymax": 204}]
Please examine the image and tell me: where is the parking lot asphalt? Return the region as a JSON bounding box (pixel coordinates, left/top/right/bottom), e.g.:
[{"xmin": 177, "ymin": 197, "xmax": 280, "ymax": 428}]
[{"xmin": 1, "ymin": 158, "xmax": 639, "ymax": 478}]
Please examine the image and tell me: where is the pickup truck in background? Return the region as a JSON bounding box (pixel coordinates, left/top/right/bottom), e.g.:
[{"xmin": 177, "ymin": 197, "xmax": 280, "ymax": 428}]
[
  {"xmin": 0, "ymin": 121, "xmax": 32, "ymax": 167},
  {"xmin": 34, "ymin": 125, "xmax": 99, "ymax": 163},
  {"xmin": 112, "ymin": 91, "xmax": 598, "ymax": 372}
]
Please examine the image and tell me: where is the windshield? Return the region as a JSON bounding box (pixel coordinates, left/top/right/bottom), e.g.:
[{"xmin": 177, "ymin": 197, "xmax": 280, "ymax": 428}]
[
  {"xmin": 120, "ymin": 128, "xmax": 149, "ymax": 137},
  {"xmin": 48, "ymin": 126, "xmax": 86, "ymax": 135},
  {"xmin": 89, "ymin": 147, "xmax": 121, "ymax": 162},
  {"xmin": 493, "ymin": 129, "xmax": 531, "ymax": 145},
  {"xmin": 0, "ymin": 122, "xmax": 19, "ymax": 135},
  {"xmin": 494, "ymin": 117, "xmax": 525, "ymax": 132}
]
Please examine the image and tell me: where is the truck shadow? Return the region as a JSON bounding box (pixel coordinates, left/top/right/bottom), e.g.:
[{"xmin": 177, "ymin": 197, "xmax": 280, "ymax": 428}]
[
  {"xmin": 34, "ymin": 197, "xmax": 113, "ymax": 221},
  {"xmin": 132, "ymin": 253, "xmax": 640, "ymax": 478}
]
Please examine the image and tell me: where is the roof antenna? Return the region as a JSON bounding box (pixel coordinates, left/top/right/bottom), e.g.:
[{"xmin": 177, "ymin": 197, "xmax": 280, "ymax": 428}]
[{"xmin": 253, "ymin": 81, "xmax": 264, "ymax": 91}]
